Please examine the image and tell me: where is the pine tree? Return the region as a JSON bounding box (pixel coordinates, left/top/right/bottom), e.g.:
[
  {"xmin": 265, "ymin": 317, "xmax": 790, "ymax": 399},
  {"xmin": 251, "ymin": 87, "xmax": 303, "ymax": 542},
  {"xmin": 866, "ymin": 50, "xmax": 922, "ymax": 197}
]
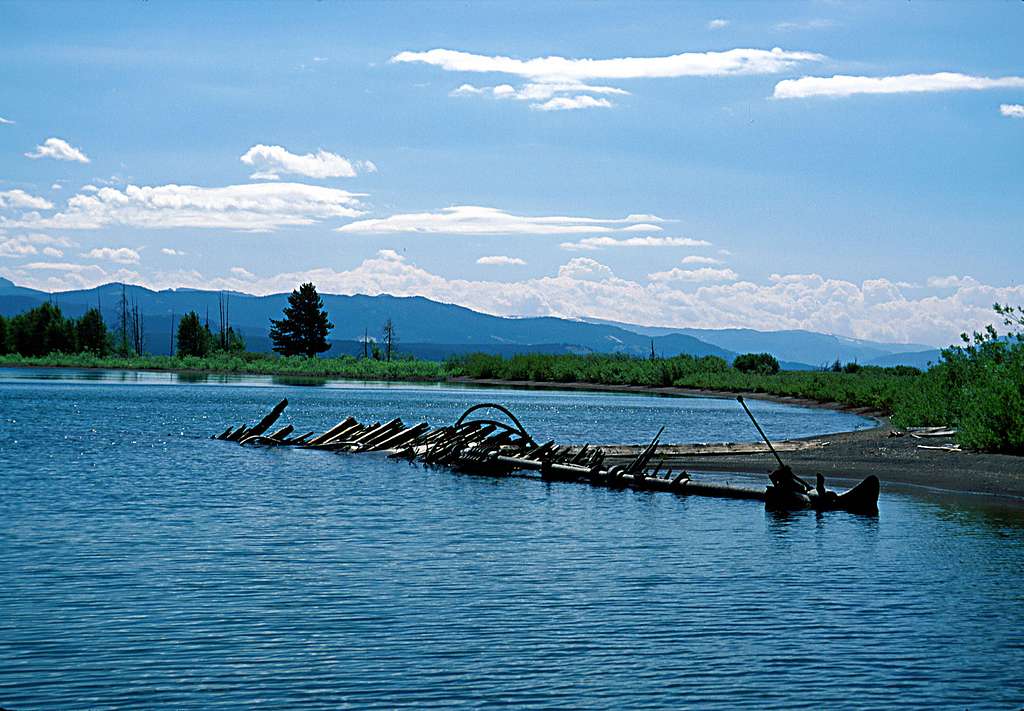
[
  {"xmin": 177, "ymin": 311, "xmax": 211, "ymax": 357},
  {"xmin": 269, "ymin": 282, "xmax": 334, "ymax": 357},
  {"xmin": 77, "ymin": 308, "xmax": 110, "ymax": 355}
]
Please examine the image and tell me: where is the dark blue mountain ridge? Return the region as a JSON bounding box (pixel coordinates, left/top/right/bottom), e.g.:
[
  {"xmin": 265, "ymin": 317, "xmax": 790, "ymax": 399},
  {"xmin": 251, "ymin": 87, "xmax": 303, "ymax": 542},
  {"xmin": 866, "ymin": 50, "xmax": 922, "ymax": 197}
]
[
  {"xmin": 0, "ymin": 278, "xmax": 938, "ymax": 367},
  {"xmin": 581, "ymin": 317, "xmax": 940, "ymax": 367},
  {"xmin": 0, "ymin": 280, "xmax": 730, "ymax": 360}
]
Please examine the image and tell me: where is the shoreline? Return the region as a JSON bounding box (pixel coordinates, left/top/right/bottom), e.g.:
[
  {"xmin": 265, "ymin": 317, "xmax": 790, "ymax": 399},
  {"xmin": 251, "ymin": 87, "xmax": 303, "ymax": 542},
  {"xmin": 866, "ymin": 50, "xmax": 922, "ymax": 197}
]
[
  {"xmin": 446, "ymin": 375, "xmax": 889, "ymax": 418},
  {"xmin": 449, "ymin": 377, "xmax": 1024, "ymax": 506},
  {"xmin": 5, "ymin": 364, "xmax": 1021, "ymax": 506}
]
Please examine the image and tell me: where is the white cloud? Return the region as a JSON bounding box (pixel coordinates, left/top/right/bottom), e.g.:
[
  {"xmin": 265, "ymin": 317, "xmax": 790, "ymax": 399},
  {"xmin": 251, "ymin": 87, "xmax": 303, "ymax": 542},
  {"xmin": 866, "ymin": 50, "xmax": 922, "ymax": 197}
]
[
  {"xmin": 0, "ymin": 189, "xmax": 53, "ymax": 210},
  {"xmin": 240, "ymin": 144, "xmax": 374, "ymax": 180},
  {"xmin": 24, "ymin": 261, "xmax": 106, "ymax": 274},
  {"xmin": 558, "ymin": 257, "xmax": 616, "ymax": 281},
  {"xmin": 391, "ymin": 47, "xmax": 824, "ymax": 80},
  {"xmin": 774, "ymin": 72, "xmax": 1024, "ymax": 99},
  {"xmin": 1000, "ymin": 103, "xmax": 1024, "ymax": 119},
  {"xmin": 24, "ymin": 137, "xmax": 90, "ymax": 163},
  {"xmin": 452, "ymin": 79, "xmax": 628, "ymax": 110},
  {"xmin": 680, "ymin": 255, "xmax": 723, "ymax": 265},
  {"xmin": 83, "ymin": 247, "xmax": 141, "ymax": 264},
  {"xmin": 376, "ymin": 249, "xmax": 403, "ymax": 261},
  {"xmin": 502, "ymin": 82, "xmax": 627, "ymax": 100},
  {"xmin": 396, "ymin": 46, "xmax": 823, "ymax": 110},
  {"xmin": 533, "ymin": 95, "xmax": 614, "ymax": 111},
  {"xmin": 620, "ymin": 223, "xmax": 665, "ymax": 232},
  {"xmin": 230, "ymin": 266, "xmax": 256, "ymax": 279},
  {"xmin": 0, "ymin": 233, "xmax": 73, "ymax": 258},
  {"xmin": 451, "ymin": 83, "xmax": 486, "ymax": 96},
  {"xmin": 560, "ymin": 236, "xmax": 709, "ymax": 251},
  {"xmin": 927, "ymin": 275, "xmax": 979, "ymax": 289},
  {"xmin": 477, "ymin": 255, "xmax": 527, "ymax": 266},
  {"xmin": 707, "ymin": 19, "xmax": 730, "ymax": 30},
  {"xmin": 161, "ymin": 247, "xmax": 185, "ymax": 256},
  {"xmin": 51, "ymin": 183, "xmax": 62, "ymax": 191},
  {"xmin": 0, "ymin": 116, "xmax": 15, "ymax": 125},
  {"xmin": 648, "ymin": 266, "xmax": 739, "ymax": 282},
  {"xmin": 337, "ymin": 206, "xmax": 666, "ymax": 236},
  {"xmin": 4, "ymin": 182, "xmax": 365, "ymax": 232},
  {"xmin": 28, "ymin": 233, "xmax": 73, "ymax": 246},
  {"xmin": 0, "ymin": 261, "xmax": 141, "ymax": 291},
  {"xmin": 0, "ymin": 238, "xmax": 38, "ymax": 258}
]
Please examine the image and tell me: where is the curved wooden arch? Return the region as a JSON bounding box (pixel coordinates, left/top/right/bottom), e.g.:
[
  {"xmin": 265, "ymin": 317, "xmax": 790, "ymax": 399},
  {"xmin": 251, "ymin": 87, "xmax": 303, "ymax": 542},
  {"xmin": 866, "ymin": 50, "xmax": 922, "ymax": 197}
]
[{"xmin": 453, "ymin": 403, "xmax": 536, "ymax": 447}]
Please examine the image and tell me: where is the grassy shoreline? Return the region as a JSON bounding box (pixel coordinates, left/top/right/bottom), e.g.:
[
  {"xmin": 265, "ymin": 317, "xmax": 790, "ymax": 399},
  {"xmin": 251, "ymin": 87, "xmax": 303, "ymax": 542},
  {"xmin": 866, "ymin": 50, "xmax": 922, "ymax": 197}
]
[
  {"xmin": 0, "ymin": 352, "xmax": 449, "ymax": 381},
  {"xmin": 0, "ymin": 351, "xmax": 911, "ymax": 416}
]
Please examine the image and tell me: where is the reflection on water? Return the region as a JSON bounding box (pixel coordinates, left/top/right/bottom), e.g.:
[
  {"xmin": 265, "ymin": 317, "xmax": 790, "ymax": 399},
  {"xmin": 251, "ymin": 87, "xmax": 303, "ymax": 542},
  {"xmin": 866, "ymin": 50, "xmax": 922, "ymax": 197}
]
[{"xmin": 0, "ymin": 370, "xmax": 1021, "ymax": 708}]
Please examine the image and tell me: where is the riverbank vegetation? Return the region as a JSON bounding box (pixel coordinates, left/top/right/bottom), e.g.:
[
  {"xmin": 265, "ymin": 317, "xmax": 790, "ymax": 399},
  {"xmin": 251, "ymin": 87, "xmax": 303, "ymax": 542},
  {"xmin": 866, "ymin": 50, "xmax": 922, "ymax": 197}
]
[
  {"xmin": 448, "ymin": 351, "xmax": 920, "ymax": 412},
  {"xmin": 0, "ymin": 351, "xmax": 448, "ymax": 380},
  {"xmin": 448, "ymin": 304, "xmax": 1024, "ymax": 454}
]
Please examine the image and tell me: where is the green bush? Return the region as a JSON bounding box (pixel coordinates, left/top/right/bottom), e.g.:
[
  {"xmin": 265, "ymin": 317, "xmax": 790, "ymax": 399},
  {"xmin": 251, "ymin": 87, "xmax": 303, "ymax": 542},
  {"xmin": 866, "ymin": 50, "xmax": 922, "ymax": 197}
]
[{"xmin": 733, "ymin": 352, "xmax": 780, "ymax": 375}]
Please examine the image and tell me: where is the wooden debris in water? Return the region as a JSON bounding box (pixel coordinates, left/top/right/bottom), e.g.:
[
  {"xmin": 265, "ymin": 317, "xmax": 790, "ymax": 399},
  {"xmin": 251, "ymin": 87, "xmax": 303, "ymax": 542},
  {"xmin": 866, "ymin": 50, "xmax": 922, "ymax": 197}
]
[{"xmin": 211, "ymin": 399, "xmax": 878, "ymax": 513}]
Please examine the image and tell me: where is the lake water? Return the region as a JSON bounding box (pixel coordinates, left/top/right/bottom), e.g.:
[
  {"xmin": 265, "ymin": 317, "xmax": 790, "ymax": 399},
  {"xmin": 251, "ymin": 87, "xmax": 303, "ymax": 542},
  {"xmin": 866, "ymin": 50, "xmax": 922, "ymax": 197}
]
[{"xmin": 1, "ymin": 368, "xmax": 1022, "ymax": 709}]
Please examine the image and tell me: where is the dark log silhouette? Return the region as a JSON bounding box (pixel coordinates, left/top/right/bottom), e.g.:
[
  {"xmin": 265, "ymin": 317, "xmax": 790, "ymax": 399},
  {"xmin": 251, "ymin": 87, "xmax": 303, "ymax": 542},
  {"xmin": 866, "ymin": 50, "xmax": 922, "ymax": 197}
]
[{"xmin": 213, "ymin": 400, "xmax": 879, "ymax": 514}]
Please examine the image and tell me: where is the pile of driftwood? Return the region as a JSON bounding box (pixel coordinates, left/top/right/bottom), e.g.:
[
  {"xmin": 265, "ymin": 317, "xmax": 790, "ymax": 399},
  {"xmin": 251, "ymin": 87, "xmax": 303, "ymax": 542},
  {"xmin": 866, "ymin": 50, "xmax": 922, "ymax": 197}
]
[
  {"xmin": 214, "ymin": 398, "xmax": 878, "ymax": 512},
  {"xmin": 213, "ymin": 398, "xmax": 770, "ymax": 501}
]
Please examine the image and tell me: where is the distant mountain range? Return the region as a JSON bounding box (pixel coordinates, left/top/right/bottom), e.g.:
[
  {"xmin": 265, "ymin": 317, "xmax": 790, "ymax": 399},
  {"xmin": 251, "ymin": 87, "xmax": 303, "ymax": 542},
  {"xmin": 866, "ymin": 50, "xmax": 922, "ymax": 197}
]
[
  {"xmin": 0, "ymin": 277, "xmax": 943, "ymax": 368},
  {"xmin": 582, "ymin": 318, "xmax": 942, "ymax": 369}
]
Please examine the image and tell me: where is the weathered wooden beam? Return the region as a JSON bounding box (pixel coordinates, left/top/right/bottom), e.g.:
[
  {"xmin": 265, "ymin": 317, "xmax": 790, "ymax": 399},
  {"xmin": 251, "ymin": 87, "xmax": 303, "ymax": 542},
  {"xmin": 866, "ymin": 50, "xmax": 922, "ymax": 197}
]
[
  {"xmin": 323, "ymin": 422, "xmax": 370, "ymax": 445},
  {"xmin": 354, "ymin": 418, "xmax": 405, "ymax": 448},
  {"xmin": 307, "ymin": 417, "xmax": 358, "ymax": 446},
  {"xmin": 268, "ymin": 424, "xmax": 294, "ymax": 441},
  {"xmin": 361, "ymin": 423, "xmax": 430, "ymax": 452},
  {"xmin": 283, "ymin": 430, "xmax": 315, "ymax": 445},
  {"xmin": 245, "ymin": 399, "xmax": 289, "ymax": 438}
]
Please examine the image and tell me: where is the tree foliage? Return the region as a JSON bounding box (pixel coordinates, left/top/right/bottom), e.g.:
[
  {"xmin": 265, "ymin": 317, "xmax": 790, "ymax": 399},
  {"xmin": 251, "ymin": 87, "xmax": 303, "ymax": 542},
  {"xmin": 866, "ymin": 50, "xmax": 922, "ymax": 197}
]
[
  {"xmin": 733, "ymin": 352, "xmax": 780, "ymax": 375},
  {"xmin": 176, "ymin": 311, "xmax": 212, "ymax": 357},
  {"xmin": 890, "ymin": 303, "xmax": 1024, "ymax": 453},
  {"xmin": 269, "ymin": 283, "xmax": 334, "ymax": 357},
  {"xmin": 2, "ymin": 303, "xmax": 111, "ymax": 356},
  {"xmin": 76, "ymin": 308, "xmax": 110, "ymax": 355}
]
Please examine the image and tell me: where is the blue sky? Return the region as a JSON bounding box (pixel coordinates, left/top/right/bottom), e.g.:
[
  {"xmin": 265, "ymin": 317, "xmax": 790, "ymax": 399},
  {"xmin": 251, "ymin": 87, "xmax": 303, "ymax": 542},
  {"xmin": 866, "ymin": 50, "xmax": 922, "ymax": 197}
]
[{"xmin": 1, "ymin": 1, "xmax": 1021, "ymax": 345}]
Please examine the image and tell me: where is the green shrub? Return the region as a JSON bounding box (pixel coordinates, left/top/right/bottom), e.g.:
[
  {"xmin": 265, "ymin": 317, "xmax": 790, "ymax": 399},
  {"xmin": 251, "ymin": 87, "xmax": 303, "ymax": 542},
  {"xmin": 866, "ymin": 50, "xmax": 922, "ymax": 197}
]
[{"xmin": 733, "ymin": 352, "xmax": 780, "ymax": 375}]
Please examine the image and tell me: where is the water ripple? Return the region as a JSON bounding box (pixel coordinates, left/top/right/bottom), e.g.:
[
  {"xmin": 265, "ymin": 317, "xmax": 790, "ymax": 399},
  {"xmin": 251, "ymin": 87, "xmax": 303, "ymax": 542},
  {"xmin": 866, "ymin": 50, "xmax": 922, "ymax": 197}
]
[{"xmin": 0, "ymin": 374, "xmax": 1022, "ymax": 709}]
